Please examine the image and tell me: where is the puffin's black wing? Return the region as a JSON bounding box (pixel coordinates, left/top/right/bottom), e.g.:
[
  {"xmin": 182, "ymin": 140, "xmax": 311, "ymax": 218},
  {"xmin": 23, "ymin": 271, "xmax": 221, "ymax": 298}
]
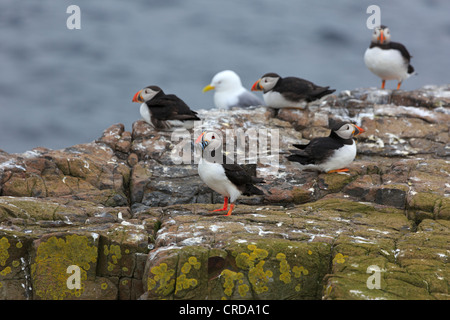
[
  {"xmin": 389, "ymin": 42, "xmax": 414, "ymax": 73},
  {"xmin": 287, "ymin": 137, "xmax": 342, "ymax": 165},
  {"xmin": 278, "ymin": 77, "xmax": 335, "ymax": 102},
  {"xmin": 147, "ymin": 95, "xmax": 200, "ymax": 121},
  {"xmin": 222, "ymin": 155, "xmax": 264, "ymax": 196},
  {"xmin": 388, "ymin": 42, "xmax": 412, "ymax": 61}
]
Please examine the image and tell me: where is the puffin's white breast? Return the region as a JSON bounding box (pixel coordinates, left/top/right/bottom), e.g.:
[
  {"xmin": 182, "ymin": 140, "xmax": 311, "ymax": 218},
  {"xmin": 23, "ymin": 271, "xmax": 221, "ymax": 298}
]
[
  {"xmin": 319, "ymin": 142, "xmax": 356, "ymax": 172},
  {"xmin": 364, "ymin": 47, "xmax": 410, "ymax": 82},
  {"xmin": 198, "ymin": 158, "xmax": 242, "ymax": 202},
  {"xmin": 140, "ymin": 103, "xmax": 152, "ymax": 124},
  {"xmin": 263, "ymin": 91, "xmax": 306, "ymax": 109}
]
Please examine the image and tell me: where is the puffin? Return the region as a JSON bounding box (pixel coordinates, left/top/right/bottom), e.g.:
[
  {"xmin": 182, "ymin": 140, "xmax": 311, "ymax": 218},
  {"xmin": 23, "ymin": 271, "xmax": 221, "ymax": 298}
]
[
  {"xmin": 364, "ymin": 25, "xmax": 415, "ymax": 90},
  {"xmin": 251, "ymin": 73, "xmax": 335, "ymax": 109},
  {"xmin": 286, "ymin": 120, "xmax": 364, "ymax": 173},
  {"xmin": 202, "ymin": 70, "xmax": 264, "ymax": 109},
  {"xmin": 195, "ymin": 130, "xmax": 265, "ymax": 216},
  {"xmin": 132, "ymin": 85, "xmax": 200, "ymax": 130}
]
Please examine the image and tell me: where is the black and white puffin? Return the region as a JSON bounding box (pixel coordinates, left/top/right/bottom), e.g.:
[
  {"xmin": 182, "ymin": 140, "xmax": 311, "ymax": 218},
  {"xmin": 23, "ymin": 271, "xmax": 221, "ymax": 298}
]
[
  {"xmin": 195, "ymin": 130, "xmax": 265, "ymax": 216},
  {"xmin": 364, "ymin": 25, "xmax": 415, "ymax": 90},
  {"xmin": 287, "ymin": 120, "xmax": 364, "ymax": 173},
  {"xmin": 132, "ymin": 85, "xmax": 200, "ymax": 130},
  {"xmin": 251, "ymin": 73, "xmax": 335, "ymax": 109}
]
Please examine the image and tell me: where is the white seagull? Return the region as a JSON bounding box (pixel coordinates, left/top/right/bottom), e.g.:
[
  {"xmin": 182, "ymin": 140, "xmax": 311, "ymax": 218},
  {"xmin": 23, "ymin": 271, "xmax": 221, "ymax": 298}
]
[{"xmin": 203, "ymin": 70, "xmax": 264, "ymax": 109}]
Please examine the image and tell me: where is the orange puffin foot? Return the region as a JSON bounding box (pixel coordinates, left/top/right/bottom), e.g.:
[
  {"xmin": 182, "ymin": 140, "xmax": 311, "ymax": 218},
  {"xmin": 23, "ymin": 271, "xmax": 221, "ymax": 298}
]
[
  {"xmin": 223, "ymin": 204, "xmax": 235, "ymax": 216},
  {"xmin": 327, "ymin": 168, "xmax": 349, "ymax": 173},
  {"xmin": 210, "ymin": 197, "xmax": 228, "ymax": 212}
]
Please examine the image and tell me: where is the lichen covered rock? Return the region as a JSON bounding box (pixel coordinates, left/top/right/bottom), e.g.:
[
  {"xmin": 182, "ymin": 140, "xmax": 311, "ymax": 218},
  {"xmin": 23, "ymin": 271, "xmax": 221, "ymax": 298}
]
[{"xmin": 0, "ymin": 85, "xmax": 449, "ymax": 300}]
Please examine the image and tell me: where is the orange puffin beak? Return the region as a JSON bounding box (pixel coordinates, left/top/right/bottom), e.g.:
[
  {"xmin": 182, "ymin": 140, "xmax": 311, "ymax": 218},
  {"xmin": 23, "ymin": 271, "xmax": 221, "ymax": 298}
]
[
  {"xmin": 251, "ymin": 79, "xmax": 262, "ymax": 91},
  {"xmin": 195, "ymin": 131, "xmax": 206, "ymax": 144},
  {"xmin": 353, "ymin": 124, "xmax": 365, "ymax": 136},
  {"xmin": 378, "ymin": 29, "xmax": 385, "ymax": 44},
  {"xmin": 132, "ymin": 90, "xmax": 144, "ymax": 103}
]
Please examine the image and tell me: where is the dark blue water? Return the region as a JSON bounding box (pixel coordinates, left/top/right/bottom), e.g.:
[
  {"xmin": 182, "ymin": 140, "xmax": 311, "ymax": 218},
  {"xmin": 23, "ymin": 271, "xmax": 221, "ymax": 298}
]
[{"xmin": 1, "ymin": 0, "xmax": 449, "ymax": 153}]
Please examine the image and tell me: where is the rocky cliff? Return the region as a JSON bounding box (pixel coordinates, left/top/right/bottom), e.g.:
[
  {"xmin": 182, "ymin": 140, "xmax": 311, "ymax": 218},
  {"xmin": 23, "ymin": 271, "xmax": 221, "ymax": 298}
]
[{"xmin": 0, "ymin": 85, "xmax": 449, "ymax": 300}]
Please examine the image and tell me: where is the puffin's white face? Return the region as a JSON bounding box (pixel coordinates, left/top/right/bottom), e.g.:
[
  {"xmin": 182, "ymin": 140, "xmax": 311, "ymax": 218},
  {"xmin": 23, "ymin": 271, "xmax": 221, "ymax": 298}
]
[
  {"xmin": 334, "ymin": 123, "xmax": 364, "ymax": 139},
  {"xmin": 196, "ymin": 130, "xmax": 222, "ymax": 151},
  {"xmin": 140, "ymin": 87, "xmax": 160, "ymax": 102},
  {"xmin": 204, "ymin": 70, "xmax": 242, "ymax": 93},
  {"xmin": 371, "ymin": 26, "xmax": 391, "ymax": 44},
  {"xmin": 257, "ymin": 76, "xmax": 279, "ymax": 92},
  {"xmin": 132, "ymin": 86, "xmax": 161, "ymax": 103}
]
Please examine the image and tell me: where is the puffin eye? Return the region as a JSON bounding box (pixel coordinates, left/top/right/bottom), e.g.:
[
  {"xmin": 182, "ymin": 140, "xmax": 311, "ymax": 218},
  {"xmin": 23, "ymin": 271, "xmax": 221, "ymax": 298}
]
[{"xmin": 211, "ymin": 135, "xmax": 215, "ymax": 139}]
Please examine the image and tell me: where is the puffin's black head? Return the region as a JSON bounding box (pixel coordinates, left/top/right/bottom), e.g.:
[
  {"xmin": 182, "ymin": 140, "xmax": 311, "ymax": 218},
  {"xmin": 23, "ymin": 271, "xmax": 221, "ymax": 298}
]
[
  {"xmin": 251, "ymin": 73, "xmax": 281, "ymax": 93},
  {"xmin": 132, "ymin": 85, "xmax": 164, "ymax": 103},
  {"xmin": 371, "ymin": 25, "xmax": 391, "ymax": 45},
  {"xmin": 329, "ymin": 119, "xmax": 364, "ymax": 139}
]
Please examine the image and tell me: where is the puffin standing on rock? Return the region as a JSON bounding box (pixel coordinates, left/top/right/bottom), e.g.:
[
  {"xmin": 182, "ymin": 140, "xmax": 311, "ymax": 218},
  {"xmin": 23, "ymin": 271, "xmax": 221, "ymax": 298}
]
[
  {"xmin": 287, "ymin": 120, "xmax": 364, "ymax": 173},
  {"xmin": 364, "ymin": 25, "xmax": 415, "ymax": 90},
  {"xmin": 202, "ymin": 70, "xmax": 264, "ymax": 109},
  {"xmin": 251, "ymin": 73, "xmax": 335, "ymax": 109},
  {"xmin": 195, "ymin": 131, "xmax": 265, "ymax": 216},
  {"xmin": 132, "ymin": 85, "xmax": 200, "ymax": 130}
]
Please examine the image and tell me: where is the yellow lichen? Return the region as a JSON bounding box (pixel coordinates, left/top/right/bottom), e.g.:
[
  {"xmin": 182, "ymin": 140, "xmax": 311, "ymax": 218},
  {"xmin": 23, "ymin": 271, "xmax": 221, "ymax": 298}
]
[
  {"xmin": 0, "ymin": 237, "xmax": 10, "ymax": 266},
  {"xmin": 333, "ymin": 253, "xmax": 348, "ymax": 264},
  {"xmin": 276, "ymin": 253, "xmax": 286, "ymax": 260},
  {"xmin": 220, "ymin": 269, "xmax": 246, "ymax": 297},
  {"xmin": 234, "ymin": 245, "xmax": 273, "ymax": 295},
  {"xmin": 175, "ymin": 256, "xmax": 201, "ymax": 294},
  {"xmin": 101, "ymin": 282, "xmax": 108, "ymax": 290},
  {"xmin": 248, "ymin": 260, "xmax": 272, "ymax": 294},
  {"xmin": 181, "ymin": 262, "xmax": 191, "ymax": 274},
  {"xmin": 238, "ymin": 284, "xmax": 249, "ymax": 297},
  {"xmin": 30, "ymin": 234, "xmax": 97, "ymax": 300},
  {"xmin": 276, "ymin": 252, "xmax": 291, "ymax": 284},
  {"xmin": 148, "ymin": 263, "xmax": 175, "ymax": 296},
  {"xmin": 16, "ymin": 242, "xmax": 23, "ymax": 249},
  {"xmin": 236, "ymin": 252, "xmax": 252, "ymax": 269},
  {"xmin": 12, "ymin": 260, "xmax": 20, "ymax": 268},
  {"xmin": 104, "ymin": 244, "xmax": 123, "ymax": 273},
  {"xmin": 292, "ymin": 265, "xmax": 309, "ymax": 278},
  {"xmin": 188, "ymin": 256, "xmax": 201, "ymax": 270},
  {"xmin": 0, "ymin": 266, "xmax": 11, "ymax": 276}
]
